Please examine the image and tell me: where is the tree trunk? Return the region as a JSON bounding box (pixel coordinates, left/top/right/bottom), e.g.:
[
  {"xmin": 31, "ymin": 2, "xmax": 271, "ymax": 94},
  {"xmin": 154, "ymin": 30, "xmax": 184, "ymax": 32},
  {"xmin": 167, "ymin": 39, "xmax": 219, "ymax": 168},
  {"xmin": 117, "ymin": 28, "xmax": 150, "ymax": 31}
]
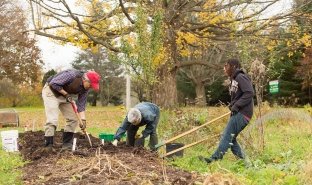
[
  {"xmin": 99, "ymin": 82, "xmax": 106, "ymax": 106},
  {"xmin": 152, "ymin": 19, "xmax": 179, "ymax": 108},
  {"xmin": 91, "ymin": 93, "xmax": 97, "ymax": 106},
  {"xmin": 195, "ymin": 81, "xmax": 206, "ymax": 106},
  {"xmin": 153, "ymin": 67, "xmax": 178, "ymax": 108}
]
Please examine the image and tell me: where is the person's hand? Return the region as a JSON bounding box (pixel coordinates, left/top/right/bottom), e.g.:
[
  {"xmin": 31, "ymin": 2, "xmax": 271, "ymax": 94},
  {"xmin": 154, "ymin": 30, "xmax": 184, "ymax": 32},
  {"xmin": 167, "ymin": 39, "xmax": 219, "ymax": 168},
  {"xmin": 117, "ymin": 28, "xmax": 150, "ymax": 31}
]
[
  {"xmin": 65, "ymin": 94, "xmax": 73, "ymax": 102},
  {"xmin": 80, "ymin": 119, "xmax": 87, "ymax": 130},
  {"xmin": 112, "ymin": 139, "xmax": 118, "ymax": 146},
  {"xmin": 230, "ymin": 105, "xmax": 238, "ymax": 116},
  {"xmin": 231, "ymin": 110, "xmax": 238, "ymax": 116}
]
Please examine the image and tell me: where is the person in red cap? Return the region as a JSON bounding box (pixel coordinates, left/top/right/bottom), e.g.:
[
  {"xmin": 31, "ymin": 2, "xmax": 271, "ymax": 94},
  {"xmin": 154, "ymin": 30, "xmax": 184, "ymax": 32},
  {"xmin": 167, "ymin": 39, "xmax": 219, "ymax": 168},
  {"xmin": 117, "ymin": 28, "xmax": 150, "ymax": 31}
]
[{"xmin": 42, "ymin": 69, "xmax": 100, "ymax": 150}]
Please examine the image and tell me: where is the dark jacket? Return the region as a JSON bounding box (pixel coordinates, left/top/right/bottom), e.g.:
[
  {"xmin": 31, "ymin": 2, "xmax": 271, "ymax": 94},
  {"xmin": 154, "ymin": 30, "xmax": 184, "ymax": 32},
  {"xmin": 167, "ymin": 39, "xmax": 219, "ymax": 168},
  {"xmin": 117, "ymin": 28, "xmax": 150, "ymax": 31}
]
[
  {"xmin": 229, "ymin": 69, "xmax": 254, "ymax": 119},
  {"xmin": 114, "ymin": 102, "xmax": 160, "ymax": 140}
]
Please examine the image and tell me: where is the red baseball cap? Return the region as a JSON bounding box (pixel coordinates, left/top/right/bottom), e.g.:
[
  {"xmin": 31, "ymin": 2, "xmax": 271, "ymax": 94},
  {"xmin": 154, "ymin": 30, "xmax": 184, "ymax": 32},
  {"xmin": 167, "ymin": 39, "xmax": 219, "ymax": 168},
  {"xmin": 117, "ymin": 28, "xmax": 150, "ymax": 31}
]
[{"xmin": 86, "ymin": 71, "xmax": 100, "ymax": 91}]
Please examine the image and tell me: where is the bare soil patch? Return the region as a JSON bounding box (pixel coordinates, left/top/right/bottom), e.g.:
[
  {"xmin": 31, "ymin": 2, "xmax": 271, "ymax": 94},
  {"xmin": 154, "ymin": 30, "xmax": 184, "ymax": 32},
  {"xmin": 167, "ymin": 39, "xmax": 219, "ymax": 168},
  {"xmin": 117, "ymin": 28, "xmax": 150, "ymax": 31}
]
[{"xmin": 19, "ymin": 131, "xmax": 199, "ymax": 185}]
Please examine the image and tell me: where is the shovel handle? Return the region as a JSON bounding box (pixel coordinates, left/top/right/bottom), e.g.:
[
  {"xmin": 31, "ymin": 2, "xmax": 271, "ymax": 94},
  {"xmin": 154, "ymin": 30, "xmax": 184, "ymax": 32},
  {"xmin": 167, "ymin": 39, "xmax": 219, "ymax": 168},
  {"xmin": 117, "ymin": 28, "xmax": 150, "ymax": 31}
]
[
  {"xmin": 156, "ymin": 112, "xmax": 230, "ymax": 148},
  {"xmin": 70, "ymin": 101, "xmax": 78, "ymax": 113},
  {"xmin": 70, "ymin": 101, "xmax": 84, "ymax": 130},
  {"xmin": 70, "ymin": 101, "xmax": 92, "ymax": 147}
]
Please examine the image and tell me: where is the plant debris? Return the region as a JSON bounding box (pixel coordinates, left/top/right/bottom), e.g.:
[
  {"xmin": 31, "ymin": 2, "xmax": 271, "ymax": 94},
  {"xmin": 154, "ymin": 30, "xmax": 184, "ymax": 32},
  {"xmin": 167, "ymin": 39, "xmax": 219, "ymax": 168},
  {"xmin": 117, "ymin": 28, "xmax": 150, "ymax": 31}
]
[{"xmin": 19, "ymin": 131, "xmax": 200, "ymax": 185}]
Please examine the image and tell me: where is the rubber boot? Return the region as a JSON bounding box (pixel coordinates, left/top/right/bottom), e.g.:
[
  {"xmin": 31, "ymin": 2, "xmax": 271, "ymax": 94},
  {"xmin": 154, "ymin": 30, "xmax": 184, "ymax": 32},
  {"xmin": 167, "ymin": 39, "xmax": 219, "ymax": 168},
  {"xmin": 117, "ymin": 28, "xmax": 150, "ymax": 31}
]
[
  {"xmin": 62, "ymin": 132, "xmax": 74, "ymax": 151},
  {"xmin": 45, "ymin": 136, "xmax": 54, "ymax": 147},
  {"xmin": 42, "ymin": 136, "xmax": 55, "ymax": 153},
  {"xmin": 148, "ymin": 133, "xmax": 158, "ymax": 151}
]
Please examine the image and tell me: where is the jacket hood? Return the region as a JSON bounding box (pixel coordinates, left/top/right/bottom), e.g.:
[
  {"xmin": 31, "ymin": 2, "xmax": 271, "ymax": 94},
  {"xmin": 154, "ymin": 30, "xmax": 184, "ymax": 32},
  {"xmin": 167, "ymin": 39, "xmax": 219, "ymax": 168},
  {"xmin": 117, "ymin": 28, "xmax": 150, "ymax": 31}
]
[{"xmin": 231, "ymin": 69, "xmax": 245, "ymax": 79}]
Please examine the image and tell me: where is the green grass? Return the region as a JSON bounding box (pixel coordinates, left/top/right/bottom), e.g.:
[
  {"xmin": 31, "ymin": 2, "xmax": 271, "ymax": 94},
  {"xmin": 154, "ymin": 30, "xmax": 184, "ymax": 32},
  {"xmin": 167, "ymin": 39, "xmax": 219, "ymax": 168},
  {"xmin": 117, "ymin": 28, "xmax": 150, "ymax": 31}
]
[
  {"xmin": 1, "ymin": 106, "xmax": 312, "ymax": 184},
  {"xmin": 160, "ymin": 109, "xmax": 312, "ymax": 185},
  {"xmin": 0, "ymin": 145, "xmax": 26, "ymax": 185}
]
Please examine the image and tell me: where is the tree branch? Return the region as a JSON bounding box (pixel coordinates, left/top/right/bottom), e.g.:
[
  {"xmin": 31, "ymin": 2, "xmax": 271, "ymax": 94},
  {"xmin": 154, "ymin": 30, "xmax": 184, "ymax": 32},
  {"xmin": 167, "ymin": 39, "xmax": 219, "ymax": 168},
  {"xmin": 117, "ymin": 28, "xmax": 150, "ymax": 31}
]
[
  {"xmin": 61, "ymin": 0, "xmax": 120, "ymax": 52},
  {"xmin": 119, "ymin": 0, "xmax": 135, "ymax": 24}
]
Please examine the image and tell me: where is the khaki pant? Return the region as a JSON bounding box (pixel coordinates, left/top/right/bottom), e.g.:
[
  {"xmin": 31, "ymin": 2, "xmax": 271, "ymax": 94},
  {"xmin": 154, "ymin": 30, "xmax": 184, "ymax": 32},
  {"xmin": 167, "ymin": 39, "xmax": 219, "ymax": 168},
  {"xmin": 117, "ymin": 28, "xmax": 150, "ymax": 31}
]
[{"xmin": 42, "ymin": 84, "xmax": 78, "ymax": 137}]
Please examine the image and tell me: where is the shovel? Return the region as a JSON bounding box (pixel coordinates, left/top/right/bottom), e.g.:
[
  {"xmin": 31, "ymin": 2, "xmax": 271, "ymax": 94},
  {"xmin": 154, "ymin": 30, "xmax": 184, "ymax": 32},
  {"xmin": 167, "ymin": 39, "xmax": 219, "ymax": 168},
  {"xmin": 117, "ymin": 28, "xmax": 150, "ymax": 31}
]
[
  {"xmin": 155, "ymin": 112, "xmax": 230, "ymax": 149},
  {"xmin": 70, "ymin": 101, "xmax": 93, "ymax": 147}
]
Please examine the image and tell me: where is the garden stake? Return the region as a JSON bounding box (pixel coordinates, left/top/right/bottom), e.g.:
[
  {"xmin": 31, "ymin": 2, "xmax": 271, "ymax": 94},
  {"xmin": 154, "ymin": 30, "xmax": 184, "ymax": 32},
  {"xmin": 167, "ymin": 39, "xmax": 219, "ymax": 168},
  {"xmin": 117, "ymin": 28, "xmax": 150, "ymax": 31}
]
[
  {"xmin": 70, "ymin": 101, "xmax": 93, "ymax": 147},
  {"xmin": 155, "ymin": 112, "xmax": 230, "ymax": 149}
]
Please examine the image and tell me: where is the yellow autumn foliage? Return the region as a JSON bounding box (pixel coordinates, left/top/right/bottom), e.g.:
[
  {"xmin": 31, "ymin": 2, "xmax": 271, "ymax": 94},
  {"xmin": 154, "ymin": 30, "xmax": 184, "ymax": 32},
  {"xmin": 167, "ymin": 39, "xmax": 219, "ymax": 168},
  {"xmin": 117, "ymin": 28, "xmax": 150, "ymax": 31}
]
[
  {"xmin": 53, "ymin": 0, "xmax": 117, "ymax": 52},
  {"xmin": 299, "ymin": 33, "xmax": 312, "ymax": 47},
  {"xmin": 176, "ymin": 31, "xmax": 203, "ymax": 57},
  {"xmin": 152, "ymin": 47, "xmax": 167, "ymax": 67},
  {"xmin": 267, "ymin": 40, "xmax": 277, "ymax": 51}
]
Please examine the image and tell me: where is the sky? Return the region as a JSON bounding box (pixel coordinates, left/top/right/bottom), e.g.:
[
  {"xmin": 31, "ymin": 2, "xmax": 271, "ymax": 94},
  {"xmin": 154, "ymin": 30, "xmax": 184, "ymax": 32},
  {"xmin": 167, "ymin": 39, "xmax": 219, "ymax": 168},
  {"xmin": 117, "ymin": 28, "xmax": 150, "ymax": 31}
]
[{"xmin": 37, "ymin": 36, "xmax": 80, "ymax": 72}]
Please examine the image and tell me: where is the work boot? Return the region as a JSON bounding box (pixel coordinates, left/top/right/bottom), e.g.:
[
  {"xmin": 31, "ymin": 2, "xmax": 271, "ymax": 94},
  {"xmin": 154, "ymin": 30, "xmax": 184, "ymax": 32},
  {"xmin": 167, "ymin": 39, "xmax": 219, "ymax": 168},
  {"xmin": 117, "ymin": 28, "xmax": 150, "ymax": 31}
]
[
  {"xmin": 62, "ymin": 132, "xmax": 74, "ymax": 151},
  {"xmin": 198, "ymin": 156, "xmax": 215, "ymax": 164},
  {"xmin": 41, "ymin": 136, "xmax": 55, "ymax": 153},
  {"xmin": 45, "ymin": 136, "xmax": 54, "ymax": 147}
]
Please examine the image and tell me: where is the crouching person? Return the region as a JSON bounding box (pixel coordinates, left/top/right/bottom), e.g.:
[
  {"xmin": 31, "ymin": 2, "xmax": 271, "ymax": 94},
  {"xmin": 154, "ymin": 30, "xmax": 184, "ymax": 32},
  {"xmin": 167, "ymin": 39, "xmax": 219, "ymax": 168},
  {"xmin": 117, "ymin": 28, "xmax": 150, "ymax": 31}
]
[{"xmin": 112, "ymin": 102, "xmax": 160, "ymax": 151}]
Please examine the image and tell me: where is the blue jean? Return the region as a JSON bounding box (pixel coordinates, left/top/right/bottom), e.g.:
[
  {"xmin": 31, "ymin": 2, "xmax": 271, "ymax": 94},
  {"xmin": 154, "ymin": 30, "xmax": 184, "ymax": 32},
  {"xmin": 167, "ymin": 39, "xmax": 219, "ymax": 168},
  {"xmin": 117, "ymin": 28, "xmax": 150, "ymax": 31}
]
[{"xmin": 211, "ymin": 112, "xmax": 249, "ymax": 160}]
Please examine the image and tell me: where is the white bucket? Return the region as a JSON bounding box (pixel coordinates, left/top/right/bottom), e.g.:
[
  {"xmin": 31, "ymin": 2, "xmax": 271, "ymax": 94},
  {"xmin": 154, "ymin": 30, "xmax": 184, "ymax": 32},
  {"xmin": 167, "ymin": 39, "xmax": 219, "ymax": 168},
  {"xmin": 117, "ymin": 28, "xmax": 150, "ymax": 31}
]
[{"xmin": 1, "ymin": 130, "xmax": 19, "ymax": 152}]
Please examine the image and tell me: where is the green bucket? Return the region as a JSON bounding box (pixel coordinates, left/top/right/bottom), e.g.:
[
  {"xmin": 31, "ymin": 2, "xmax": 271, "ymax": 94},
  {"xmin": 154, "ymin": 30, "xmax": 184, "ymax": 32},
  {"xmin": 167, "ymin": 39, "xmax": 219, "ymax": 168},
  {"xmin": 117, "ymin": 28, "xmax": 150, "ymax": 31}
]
[{"xmin": 99, "ymin": 133, "xmax": 126, "ymax": 141}]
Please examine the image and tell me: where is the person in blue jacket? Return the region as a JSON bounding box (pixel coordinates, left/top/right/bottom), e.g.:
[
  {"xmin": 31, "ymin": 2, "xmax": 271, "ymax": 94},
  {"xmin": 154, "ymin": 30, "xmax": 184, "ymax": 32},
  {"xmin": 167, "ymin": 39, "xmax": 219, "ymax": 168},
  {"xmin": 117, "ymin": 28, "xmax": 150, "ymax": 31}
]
[{"xmin": 112, "ymin": 102, "xmax": 160, "ymax": 151}]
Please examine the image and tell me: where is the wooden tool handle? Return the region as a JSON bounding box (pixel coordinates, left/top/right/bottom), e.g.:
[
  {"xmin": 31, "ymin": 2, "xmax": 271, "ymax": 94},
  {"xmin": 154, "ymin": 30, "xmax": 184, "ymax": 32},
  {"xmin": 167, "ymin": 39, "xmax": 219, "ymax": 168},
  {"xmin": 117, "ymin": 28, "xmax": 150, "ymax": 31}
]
[
  {"xmin": 156, "ymin": 112, "xmax": 230, "ymax": 148},
  {"xmin": 162, "ymin": 135, "xmax": 218, "ymax": 158},
  {"xmin": 70, "ymin": 101, "xmax": 92, "ymax": 147}
]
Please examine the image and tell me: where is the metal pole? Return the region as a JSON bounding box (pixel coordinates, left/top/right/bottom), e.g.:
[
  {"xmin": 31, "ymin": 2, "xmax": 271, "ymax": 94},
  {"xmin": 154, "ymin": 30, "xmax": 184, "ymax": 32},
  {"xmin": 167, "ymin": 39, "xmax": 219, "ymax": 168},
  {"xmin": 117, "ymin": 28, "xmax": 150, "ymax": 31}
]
[{"xmin": 126, "ymin": 74, "xmax": 131, "ymax": 110}]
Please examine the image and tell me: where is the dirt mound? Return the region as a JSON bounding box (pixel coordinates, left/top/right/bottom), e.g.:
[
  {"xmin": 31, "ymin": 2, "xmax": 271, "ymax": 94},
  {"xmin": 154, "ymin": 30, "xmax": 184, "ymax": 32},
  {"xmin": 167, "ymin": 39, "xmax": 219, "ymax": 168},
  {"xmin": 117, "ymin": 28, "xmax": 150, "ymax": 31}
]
[{"xmin": 19, "ymin": 131, "xmax": 198, "ymax": 184}]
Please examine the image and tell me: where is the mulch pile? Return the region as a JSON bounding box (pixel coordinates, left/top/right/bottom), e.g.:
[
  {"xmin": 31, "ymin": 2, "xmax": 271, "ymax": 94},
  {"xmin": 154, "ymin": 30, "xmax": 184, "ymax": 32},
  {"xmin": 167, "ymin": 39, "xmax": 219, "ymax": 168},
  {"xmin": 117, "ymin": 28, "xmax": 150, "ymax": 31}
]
[{"xmin": 19, "ymin": 131, "xmax": 201, "ymax": 185}]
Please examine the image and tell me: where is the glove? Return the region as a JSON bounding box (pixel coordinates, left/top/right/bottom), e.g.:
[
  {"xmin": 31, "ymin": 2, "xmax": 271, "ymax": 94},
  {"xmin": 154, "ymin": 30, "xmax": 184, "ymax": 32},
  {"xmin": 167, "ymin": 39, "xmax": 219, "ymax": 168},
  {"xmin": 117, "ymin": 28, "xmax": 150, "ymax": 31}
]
[
  {"xmin": 65, "ymin": 94, "xmax": 73, "ymax": 102},
  {"xmin": 80, "ymin": 119, "xmax": 87, "ymax": 130},
  {"xmin": 230, "ymin": 105, "xmax": 239, "ymax": 116},
  {"xmin": 112, "ymin": 139, "xmax": 118, "ymax": 146},
  {"xmin": 135, "ymin": 137, "xmax": 145, "ymax": 147},
  {"xmin": 231, "ymin": 110, "xmax": 238, "ymax": 116}
]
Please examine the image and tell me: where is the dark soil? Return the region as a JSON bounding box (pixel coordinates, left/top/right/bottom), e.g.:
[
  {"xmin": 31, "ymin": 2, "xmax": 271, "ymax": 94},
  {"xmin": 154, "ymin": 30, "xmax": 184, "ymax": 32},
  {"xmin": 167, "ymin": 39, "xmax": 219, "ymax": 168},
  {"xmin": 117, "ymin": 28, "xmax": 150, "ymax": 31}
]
[{"xmin": 19, "ymin": 131, "xmax": 200, "ymax": 185}]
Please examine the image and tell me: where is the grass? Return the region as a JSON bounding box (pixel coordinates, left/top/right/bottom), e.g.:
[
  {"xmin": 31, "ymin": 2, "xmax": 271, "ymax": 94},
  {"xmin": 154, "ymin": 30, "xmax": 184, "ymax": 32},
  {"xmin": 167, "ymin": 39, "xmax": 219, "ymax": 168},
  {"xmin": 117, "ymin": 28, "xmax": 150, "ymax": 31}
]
[
  {"xmin": 162, "ymin": 107, "xmax": 312, "ymax": 185},
  {"xmin": 0, "ymin": 105, "xmax": 312, "ymax": 184},
  {"xmin": 0, "ymin": 145, "xmax": 26, "ymax": 185}
]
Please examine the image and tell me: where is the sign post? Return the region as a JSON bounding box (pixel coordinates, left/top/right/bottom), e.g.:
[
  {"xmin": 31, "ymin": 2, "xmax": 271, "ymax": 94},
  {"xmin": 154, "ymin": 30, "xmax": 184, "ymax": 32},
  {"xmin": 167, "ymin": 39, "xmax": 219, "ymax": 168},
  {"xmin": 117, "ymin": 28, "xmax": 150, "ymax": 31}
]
[{"xmin": 269, "ymin": 80, "xmax": 279, "ymax": 94}]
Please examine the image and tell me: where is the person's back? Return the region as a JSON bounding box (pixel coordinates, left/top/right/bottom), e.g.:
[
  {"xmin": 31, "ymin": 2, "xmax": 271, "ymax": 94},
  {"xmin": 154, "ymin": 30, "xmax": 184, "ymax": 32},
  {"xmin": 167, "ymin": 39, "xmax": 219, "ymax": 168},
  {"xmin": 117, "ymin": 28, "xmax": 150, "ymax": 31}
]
[
  {"xmin": 113, "ymin": 102, "xmax": 160, "ymax": 150},
  {"xmin": 135, "ymin": 102, "xmax": 159, "ymax": 122}
]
